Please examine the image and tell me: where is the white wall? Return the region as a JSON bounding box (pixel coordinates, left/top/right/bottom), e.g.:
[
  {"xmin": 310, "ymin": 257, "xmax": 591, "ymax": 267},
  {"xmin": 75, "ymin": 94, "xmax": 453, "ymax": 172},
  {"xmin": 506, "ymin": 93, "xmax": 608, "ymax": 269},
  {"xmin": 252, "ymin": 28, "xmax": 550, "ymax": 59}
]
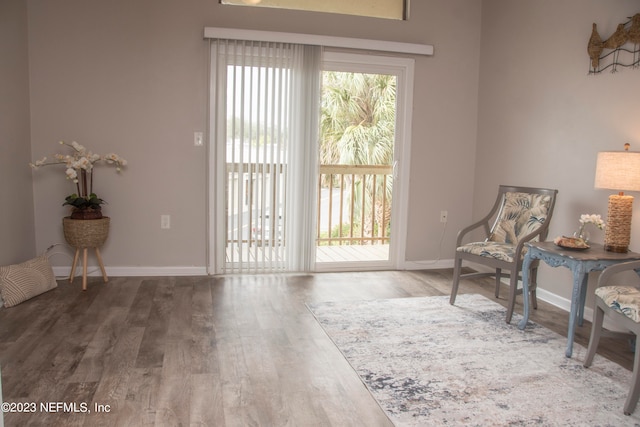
[
  {"xmin": 0, "ymin": 0, "xmax": 35, "ymax": 265},
  {"xmin": 476, "ymin": 0, "xmax": 640, "ymax": 304},
  {"xmin": 405, "ymin": 2, "xmax": 482, "ymax": 263},
  {"xmin": 24, "ymin": 0, "xmax": 481, "ymax": 271}
]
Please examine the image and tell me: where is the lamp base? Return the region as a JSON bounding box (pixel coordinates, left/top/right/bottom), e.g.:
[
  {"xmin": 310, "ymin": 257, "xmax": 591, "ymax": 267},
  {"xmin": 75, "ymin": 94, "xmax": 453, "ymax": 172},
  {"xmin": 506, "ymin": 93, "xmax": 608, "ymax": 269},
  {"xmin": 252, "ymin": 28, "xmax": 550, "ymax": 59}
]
[
  {"xmin": 603, "ymin": 194, "xmax": 633, "ymax": 253},
  {"xmin": 604, "ymin": 243, "xmax": 629, "ymax": 253}
]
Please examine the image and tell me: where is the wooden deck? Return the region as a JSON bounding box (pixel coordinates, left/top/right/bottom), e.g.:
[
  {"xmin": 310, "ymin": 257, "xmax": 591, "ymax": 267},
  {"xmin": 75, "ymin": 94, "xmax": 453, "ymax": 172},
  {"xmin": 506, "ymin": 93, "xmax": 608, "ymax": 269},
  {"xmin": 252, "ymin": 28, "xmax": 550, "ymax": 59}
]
[
  {"xmin": 315, "ymin": 244, "xmax": 389, "ymax": 263},
  {"xmin": 225, "ymin": 244, "xmax": 389, "ymax": 267}
]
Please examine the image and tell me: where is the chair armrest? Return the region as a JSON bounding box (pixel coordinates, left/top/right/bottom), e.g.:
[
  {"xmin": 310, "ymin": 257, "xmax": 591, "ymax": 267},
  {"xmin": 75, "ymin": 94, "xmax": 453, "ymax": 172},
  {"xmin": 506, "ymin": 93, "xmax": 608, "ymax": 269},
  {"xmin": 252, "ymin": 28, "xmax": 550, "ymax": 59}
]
[
  {"xmin": 598, "ymin": 260, "xmax": 640, "ymax": 287},
  {"xmin": 456, "ymin": 218, "xmax": 493, "ymax": 247},
  {"xmin": 513, "ymin": 228, "xmax": 548, "ymax": 259}
]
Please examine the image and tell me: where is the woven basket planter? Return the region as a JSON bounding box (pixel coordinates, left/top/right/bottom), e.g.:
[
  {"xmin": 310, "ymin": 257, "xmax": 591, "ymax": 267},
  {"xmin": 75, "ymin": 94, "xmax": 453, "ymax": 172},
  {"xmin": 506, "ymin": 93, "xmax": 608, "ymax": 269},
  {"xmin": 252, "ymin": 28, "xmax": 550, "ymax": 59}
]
[{"xmin": 62, "ymin": 217, "xmax": 110, "ymax": 248}]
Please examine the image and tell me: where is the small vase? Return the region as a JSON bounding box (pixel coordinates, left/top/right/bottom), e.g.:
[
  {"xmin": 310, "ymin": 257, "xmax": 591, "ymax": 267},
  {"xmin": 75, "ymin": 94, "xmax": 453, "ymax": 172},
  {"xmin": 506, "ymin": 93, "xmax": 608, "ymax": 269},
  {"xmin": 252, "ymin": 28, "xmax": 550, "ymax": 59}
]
[{"xmin": 573, "ymin": 227, "xmax": 590, "ymax": 244}]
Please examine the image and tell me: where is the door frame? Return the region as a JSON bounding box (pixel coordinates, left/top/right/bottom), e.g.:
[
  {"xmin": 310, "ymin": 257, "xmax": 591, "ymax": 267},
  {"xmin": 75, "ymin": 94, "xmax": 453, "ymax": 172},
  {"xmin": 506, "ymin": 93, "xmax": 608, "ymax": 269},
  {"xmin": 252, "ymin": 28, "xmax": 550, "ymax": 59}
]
[
  {"xmin": 206, "ymin": 49, "xmax": 415, "ymax": 274},
  {"xmin": 314, "ymin": 51, "xmax": 414, "ymax": 272}
]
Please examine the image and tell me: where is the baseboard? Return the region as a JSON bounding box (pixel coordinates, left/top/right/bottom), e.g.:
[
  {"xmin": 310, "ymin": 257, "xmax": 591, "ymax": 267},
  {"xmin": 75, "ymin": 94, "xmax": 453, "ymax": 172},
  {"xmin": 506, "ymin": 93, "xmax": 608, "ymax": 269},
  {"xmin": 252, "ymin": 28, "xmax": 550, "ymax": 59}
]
[
  {"xmin": 402, "ymin": 261, "xmax": 597, "ymax": 323},
  {"xmin": 535, "ymin": 286, "xmax": 586, "ymax": 318},
  {"xmin": 53, "ymin": 266, "xmax": 208, "ymax": 278},
  {"xmin": 54, "ymin": 259, "xmax": 457, "ymax": 277},
  {"xmin": 536, "ymin": 286, "xmax": 628, "ymax": 331},
  {"xmin": 402, "ymin": 259, "xmax": 454, "ymax": 270}
]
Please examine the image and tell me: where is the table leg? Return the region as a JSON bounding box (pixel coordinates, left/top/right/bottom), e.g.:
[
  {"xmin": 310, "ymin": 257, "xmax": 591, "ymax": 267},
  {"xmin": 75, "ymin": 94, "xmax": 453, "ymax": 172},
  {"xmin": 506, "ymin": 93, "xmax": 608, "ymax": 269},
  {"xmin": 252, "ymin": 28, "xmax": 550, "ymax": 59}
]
[
  {"xmin": 578, "ymin": 273, "xmax": 589, "ymax": 327},
  {"xmin": 566, "ymin": 269, "xmax": 587, "ymax": 357},
  {"xmin": 518, "ymin": 253, "xmax": 534, "ymax": 330}
]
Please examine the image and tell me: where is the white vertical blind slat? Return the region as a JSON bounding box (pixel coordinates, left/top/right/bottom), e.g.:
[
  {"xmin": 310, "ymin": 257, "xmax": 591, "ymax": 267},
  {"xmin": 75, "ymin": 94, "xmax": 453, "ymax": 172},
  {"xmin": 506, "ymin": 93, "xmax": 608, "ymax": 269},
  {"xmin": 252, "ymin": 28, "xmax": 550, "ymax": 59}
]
[{"xmin": 213, "ymin": 39, "xmax": 319, "ymax": 273}]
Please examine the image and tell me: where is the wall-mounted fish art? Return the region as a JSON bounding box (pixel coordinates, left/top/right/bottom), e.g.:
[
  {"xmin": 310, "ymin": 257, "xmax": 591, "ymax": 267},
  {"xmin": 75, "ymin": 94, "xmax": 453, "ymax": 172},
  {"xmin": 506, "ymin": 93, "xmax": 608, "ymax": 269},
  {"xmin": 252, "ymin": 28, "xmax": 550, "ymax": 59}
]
[{"xmin": 588, "ymin": 13, "xmax": 640, "ymax": 74}]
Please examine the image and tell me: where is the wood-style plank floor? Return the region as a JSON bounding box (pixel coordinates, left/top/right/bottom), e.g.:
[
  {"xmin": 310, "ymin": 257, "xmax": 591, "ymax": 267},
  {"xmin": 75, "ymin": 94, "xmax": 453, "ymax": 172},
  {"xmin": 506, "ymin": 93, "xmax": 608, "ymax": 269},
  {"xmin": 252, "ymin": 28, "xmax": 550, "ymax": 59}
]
[{"xmin": 0, "ymin": 270, "xmax": 633, "ymax": 426}]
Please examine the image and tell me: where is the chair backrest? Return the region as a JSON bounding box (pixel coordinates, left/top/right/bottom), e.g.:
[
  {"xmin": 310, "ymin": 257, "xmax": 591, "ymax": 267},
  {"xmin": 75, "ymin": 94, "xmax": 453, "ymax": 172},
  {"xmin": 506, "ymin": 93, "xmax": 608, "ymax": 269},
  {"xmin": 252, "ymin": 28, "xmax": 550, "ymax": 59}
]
[{"xmin": 488, "ymin": 186, "xmax": 558, "ymax": 245}]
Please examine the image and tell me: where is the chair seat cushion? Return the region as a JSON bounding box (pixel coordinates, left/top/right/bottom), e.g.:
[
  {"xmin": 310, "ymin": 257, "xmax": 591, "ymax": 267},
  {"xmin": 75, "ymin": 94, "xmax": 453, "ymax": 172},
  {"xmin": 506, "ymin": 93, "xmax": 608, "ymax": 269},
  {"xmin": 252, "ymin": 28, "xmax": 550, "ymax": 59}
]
[
  {"xmin": 456, "ymin": 242, "xmax": 516, "ymax": 263},
  {"xmin": 595, "ymin": 286, "xmax": 640, "ymax": 323}
]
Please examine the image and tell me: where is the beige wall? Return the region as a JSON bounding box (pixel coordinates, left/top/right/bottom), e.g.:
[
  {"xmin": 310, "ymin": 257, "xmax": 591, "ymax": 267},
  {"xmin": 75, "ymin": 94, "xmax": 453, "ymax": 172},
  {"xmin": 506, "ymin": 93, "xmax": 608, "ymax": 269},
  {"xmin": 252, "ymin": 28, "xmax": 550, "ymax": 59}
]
[
  {"xmin": 25, "ymin": 0, "xmax": 481, "ymax": 269},
  {"xmin": 476, "ymin": 0, "xmax": 640, "ymax": 303},
  {"xmin": 0, "ymin": 0, "xmax": 35, "ymax": 265},
  {"xmin": 20, "ymin": 0, "xmax": 639, "ymax": 300}
]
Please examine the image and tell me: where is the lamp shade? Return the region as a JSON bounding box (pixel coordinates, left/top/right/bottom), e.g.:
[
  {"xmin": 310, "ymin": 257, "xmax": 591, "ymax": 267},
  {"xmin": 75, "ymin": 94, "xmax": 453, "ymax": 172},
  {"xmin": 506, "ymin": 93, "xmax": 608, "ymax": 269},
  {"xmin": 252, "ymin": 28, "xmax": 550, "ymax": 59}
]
[
  {"xmin": 594, "ymin": 151, "xmax": 640, "ymax": 191},
  {"xmin": 595, "ymin": 147, "xmax": 640, "ymax": 252}
]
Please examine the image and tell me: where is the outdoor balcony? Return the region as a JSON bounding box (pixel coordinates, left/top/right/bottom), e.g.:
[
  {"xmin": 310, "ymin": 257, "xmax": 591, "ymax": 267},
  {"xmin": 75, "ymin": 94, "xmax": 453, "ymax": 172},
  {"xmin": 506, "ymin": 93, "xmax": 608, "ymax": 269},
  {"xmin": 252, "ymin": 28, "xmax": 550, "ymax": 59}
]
[{"xmin": 225, "ymin": 163, "xmax": 393, "ymax": 267}]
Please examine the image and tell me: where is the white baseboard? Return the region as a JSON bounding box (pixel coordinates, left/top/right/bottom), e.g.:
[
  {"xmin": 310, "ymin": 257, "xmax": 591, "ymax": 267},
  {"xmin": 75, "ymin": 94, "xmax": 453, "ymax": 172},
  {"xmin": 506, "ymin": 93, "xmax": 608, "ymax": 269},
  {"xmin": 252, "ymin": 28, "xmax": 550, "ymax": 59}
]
[
  {"xmin": 402, "ymin": 259, "xmax": 454, "ymax": 270},
  {"xmin": 53, "ymin": 266, "xmax": 208, "ymax": 278},
  {"xmin": 401, "ymin": 260, "xmax": 594, "ymax": 322},
  {"xmin": 54, "ymin": 259, "xmax": 457, "ymax": 278},
  {"xmin": 536, "ymin": 287, "xmax": 628, "ymax": 332},
  {"xmin": 536, "ymin": 287, "xmax": 573, "ymax": 313}
]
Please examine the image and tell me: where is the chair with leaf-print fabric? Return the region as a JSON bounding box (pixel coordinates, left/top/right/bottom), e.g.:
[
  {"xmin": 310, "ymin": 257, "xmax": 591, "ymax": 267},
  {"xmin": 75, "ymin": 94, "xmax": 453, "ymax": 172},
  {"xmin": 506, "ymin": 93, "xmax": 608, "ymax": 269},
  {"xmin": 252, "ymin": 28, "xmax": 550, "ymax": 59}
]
[
  {"xmin": 584, "ymin": 260, "xmax": 640, "ymax": 415},
  {"xmin": 449, "ymin": 185, "xmax": 558, "ymax": 323}
]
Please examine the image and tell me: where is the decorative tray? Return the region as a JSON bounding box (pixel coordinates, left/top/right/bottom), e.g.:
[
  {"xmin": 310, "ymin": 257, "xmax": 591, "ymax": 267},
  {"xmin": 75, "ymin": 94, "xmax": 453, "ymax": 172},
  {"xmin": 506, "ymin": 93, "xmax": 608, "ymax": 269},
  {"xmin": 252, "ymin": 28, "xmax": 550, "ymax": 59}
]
[{"xmin": 553, "ymin": 236, "xmax": 590, "ymax": 250}]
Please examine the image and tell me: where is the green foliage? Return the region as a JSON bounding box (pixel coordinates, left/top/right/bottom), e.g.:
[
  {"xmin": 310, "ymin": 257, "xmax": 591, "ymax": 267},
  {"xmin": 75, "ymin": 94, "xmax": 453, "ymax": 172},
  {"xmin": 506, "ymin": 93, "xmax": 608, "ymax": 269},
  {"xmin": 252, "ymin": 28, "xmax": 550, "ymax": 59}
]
[
  {"xmin": 320, "ymin": 71, "xmax": 396, "ymax": 230},
  {"xmin": 320, "ymin": 71, "xmax": 396, "ymax": 167},
  {"xmin": 318, "ymin": 223, "xmax": 357, "ymax": 246},
  {"xmin": 63, "ymin": 193, "xmax": 105, "ymax": 210}
]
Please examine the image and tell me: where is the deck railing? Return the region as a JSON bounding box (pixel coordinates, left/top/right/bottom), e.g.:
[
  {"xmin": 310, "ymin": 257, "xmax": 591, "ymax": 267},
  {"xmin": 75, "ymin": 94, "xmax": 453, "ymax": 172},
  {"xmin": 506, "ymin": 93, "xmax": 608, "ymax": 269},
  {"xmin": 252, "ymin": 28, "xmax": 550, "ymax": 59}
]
[
  {"xmin": 317, "ymin": 164, "xmax": 393, "ymax": 246},
  {"xmin": 225, "ymin": 163, "xmax": 393, "ymax": 247}
]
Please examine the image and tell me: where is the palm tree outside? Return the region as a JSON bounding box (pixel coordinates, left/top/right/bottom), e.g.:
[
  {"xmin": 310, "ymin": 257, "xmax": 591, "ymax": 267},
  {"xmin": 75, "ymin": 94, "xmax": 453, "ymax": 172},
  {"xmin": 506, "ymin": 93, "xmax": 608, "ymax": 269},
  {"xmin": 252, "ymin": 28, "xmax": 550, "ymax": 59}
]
[{"xmin": 319, "ymin": 71, "xmax": 397, "ymax": 246}]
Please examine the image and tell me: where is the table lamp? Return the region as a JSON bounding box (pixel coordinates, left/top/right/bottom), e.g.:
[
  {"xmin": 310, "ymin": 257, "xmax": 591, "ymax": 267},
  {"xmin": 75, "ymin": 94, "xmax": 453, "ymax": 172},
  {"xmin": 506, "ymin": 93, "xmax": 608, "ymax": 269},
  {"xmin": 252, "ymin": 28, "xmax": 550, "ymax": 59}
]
[{"xmin": 594, "ymin": 143, "xmax": 640, "ymax": 252}]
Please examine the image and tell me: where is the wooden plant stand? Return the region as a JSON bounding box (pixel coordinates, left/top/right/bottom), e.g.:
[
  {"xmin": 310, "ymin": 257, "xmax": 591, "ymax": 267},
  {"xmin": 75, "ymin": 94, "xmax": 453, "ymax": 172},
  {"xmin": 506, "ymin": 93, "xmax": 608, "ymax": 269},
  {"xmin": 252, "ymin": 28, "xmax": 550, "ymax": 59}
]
[{"xmin": 62, "ymin": 217, "xmax": 110, "ymax": 291}]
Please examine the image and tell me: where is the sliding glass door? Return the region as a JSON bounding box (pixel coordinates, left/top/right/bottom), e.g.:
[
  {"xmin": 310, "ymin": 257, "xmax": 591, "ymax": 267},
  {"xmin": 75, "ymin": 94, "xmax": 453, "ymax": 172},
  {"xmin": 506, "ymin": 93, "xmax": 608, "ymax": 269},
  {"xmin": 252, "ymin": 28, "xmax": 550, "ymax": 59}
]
[
  {"xmin": 208, "ymin": 43, "xmax": 413, "ymax": 274},
  {"xmin": 315, "ymin": 52, "xmax": 414, "ymax": 271}
]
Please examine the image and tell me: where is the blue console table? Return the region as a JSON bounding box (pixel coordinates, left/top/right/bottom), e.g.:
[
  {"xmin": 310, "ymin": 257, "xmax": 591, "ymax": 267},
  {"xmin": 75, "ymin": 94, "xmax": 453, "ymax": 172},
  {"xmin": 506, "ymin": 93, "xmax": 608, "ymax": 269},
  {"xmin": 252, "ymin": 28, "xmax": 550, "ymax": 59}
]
[{"xmin": 519, "ymin": 241, "xmax": 640, "ymax": 357}]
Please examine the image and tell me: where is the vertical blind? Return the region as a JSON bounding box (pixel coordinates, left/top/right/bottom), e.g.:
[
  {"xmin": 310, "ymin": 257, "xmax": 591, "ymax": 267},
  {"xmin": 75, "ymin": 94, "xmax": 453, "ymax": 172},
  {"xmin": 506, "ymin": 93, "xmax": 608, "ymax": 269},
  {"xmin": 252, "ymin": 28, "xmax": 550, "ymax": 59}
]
[{"xmin": 211, "ymin": 39, "xmax": 321, "ymax": 274}]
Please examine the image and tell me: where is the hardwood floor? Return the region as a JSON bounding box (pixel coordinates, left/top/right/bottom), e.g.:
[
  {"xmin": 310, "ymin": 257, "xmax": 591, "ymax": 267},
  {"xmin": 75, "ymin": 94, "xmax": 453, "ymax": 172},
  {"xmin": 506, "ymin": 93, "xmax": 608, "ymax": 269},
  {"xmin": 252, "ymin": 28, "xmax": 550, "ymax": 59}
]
[{"xmin": 0, "ymin": 269, "xmax": 633, "ymax": 426}]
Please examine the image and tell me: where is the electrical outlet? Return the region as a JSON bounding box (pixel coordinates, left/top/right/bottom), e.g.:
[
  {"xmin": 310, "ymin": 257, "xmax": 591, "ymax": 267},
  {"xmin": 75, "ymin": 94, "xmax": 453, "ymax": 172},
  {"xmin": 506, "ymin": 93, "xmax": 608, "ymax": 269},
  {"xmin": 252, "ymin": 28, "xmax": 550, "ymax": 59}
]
[
  {"xmin": 440, "ymin": 210, "xmax": 448, "ymax": 223},
  {"xmin": 161, "ymin": 215, "xmax": 171, "ymax": 229}
]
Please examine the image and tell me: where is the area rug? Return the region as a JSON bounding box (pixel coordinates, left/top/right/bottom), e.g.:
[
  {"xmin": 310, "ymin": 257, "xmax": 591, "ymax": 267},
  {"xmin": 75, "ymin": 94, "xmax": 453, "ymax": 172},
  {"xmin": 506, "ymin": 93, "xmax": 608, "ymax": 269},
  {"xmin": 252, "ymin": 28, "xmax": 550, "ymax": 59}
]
[{"xmin": 307, "ymin": 294, "xmax": 640, "ymax": 426}]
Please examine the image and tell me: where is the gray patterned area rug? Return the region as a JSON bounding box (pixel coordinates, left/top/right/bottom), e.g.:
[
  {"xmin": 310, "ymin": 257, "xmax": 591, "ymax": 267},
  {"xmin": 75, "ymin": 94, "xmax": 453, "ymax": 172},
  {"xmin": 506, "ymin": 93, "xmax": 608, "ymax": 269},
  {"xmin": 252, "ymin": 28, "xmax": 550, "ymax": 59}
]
[{"xmin": 307, "ymin": 294, "xmax": 640, "ymax": 426}]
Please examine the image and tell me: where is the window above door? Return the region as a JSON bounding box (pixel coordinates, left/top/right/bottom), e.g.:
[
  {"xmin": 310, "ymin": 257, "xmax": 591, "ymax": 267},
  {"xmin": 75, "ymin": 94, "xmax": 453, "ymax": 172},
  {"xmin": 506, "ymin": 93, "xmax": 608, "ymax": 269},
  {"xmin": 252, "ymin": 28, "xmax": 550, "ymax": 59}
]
[{"xmin": 220, "ymin": 0, "xmax": 407, "ymax": 20}]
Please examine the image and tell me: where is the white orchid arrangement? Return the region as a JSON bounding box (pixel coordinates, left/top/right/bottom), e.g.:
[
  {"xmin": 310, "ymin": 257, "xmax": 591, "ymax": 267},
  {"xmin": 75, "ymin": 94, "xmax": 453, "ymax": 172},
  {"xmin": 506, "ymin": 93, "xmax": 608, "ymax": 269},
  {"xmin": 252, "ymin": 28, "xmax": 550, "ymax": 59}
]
[
  {"xmin": 573, "ymin": 213, "xmax": 606, "ymax": 243},
  {"xmin": 30, "ymin": 141, "xmax": 127, "ymax": 211},
  {"xmin": 579, "ymin": 213, "xmax": 606, "ymax": 230}
]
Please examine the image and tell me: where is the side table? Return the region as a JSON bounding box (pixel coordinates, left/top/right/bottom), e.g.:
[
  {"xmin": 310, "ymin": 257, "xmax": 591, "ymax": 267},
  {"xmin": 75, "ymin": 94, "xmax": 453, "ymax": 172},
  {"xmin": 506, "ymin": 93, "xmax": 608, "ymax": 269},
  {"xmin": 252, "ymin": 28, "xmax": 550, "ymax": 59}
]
[
  {"xmin": 519, "ymin": 241, "xmax": 640, "ymax": 357},
  {"xmin": 62, "ymin": 217, "xmax": 110, "ymax": 291}
]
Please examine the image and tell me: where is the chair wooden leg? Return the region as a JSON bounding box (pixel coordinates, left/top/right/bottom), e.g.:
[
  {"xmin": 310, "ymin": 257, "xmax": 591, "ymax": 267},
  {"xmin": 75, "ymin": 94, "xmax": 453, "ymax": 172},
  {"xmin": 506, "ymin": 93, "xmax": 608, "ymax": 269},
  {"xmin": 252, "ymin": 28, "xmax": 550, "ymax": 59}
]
[
  {"xmin": 495, "ymin": 268, "xmax": 502, "ymax": 298},
  {"xmin": 624, "ymin": 332, "xmax": 640, "ymax": 415},
  {"xmin": 505, "ymin": 272, "xmax": 519, "ymax": 324},
  {"xmin": 450, "ymin": 256, "xmax": 463, "ymax": 305},
  {"xmin": 584, "ymin": 304, "xmax": 604, "ymax": 368}
]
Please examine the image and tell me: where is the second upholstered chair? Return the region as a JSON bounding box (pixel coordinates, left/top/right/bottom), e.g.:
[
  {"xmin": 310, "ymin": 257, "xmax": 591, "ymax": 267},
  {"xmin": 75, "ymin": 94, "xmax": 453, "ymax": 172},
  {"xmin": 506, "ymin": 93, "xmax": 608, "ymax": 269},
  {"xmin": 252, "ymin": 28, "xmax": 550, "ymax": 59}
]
[{"xmin": 584, "ymin": 260, "xmax": 640, "ymax": 415}]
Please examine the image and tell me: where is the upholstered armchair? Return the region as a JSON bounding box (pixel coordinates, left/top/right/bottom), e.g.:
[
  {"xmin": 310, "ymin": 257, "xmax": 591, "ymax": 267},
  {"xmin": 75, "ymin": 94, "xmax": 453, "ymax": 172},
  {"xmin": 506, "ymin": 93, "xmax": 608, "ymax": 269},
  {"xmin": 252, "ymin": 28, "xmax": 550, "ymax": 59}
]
[
  {"xmin": 584, "ymin": 260, "xmax": 640, "ymax": 415},
  {"xmin": 449, "ymin": 185, "xmax": 558, "ymax": 323}
]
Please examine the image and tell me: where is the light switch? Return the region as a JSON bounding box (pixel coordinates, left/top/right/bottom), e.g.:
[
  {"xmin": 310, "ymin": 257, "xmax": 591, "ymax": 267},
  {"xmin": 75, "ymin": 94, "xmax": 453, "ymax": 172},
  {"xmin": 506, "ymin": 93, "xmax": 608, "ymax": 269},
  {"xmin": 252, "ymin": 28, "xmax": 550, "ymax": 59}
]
[{"xmin": 194, "ymin": 132, "xmax": 204, "ymax": 147}]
